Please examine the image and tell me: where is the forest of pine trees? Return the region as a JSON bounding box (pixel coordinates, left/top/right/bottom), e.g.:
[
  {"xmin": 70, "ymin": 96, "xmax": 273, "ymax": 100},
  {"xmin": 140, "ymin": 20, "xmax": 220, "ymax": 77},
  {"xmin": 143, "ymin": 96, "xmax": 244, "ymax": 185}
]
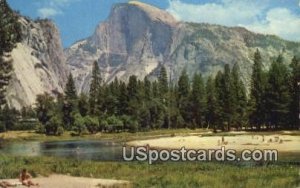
[{"xmin": 28, "ymin": 50, "xmax": 299, "ymax": 135}]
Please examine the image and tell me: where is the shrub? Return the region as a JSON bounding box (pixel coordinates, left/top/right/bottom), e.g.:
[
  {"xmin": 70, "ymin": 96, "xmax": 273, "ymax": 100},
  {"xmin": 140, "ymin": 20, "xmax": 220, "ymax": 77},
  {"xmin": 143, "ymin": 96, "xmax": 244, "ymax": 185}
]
[
  {"xmin": 56, "ymin": 126, "xmax": 64, "ymax": 136},
  {"xmin": 73, "ymin": 113, "xmax": 87, "ymax": 136},
  {"xmin": 35, "ymin": 123, "xmax": 46, "ymax": 134},
  {"xmin": 106, "ymin": 116, "xmax": 123, "ymax": 132},
  {"xmin": 0, "ymin": 122, "xmax": 6, "ymax": 133},
  {"xmin": 84, "ymin": 116, "xmax": 99, "ymax": 134},
  {"xmin": 45, "ymin": 115, "xmax": 62, "ymax": 136}
]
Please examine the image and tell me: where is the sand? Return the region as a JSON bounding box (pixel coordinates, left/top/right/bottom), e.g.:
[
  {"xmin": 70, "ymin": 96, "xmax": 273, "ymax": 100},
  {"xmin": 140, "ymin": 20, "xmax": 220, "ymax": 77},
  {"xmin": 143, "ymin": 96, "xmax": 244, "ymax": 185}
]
[
  {"xmin": 0, "ymin": 175, "xmax": 131, "ymax": 188},
  {"xmin": 127, "ymin": 134, "xmax": 300, "ymax": 152}
]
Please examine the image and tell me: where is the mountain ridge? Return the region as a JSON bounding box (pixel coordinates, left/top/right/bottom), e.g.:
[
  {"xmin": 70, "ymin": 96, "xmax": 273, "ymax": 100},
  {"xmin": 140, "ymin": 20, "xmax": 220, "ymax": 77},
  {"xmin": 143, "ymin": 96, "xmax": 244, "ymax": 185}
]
[{"xmin": 66, "ymin": 2, "xmax": 300, "ymax": 93}]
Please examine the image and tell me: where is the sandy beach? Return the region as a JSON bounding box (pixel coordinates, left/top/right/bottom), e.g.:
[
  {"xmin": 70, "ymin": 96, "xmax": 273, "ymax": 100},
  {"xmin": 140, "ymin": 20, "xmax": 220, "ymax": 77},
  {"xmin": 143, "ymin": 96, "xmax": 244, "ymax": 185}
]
[
  {"xmin": 0, "ymin": 175, "xmax": 131, "ymax": 188},
  {"xmin": 127, "ymin": 134, "xmax": 300, "ymax": 152}
]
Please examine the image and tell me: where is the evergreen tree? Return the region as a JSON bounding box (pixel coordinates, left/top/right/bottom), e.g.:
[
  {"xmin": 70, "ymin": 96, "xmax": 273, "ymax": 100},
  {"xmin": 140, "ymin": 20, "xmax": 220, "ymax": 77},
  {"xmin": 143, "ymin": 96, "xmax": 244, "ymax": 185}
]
[
  {"xmin": 78, "ymin": 93, "xmax": 89, "ymax": 117},
  {"xmin": 177, "ymin": 68, "xmax": 191, "ymax": 126},
  {"xmin": 35, "ymin": 93, "xmax": 55, "ymax": 125},
  {"xmin": 266, "ymin": 55, "xmax": 291, "ymax": 129},
  {"xmin": 127, "ymin": 75, "xmax": 139, "ymax": 116},
  {"xmin": 191, "ymin": 73, "xmax": 206, "ymax": 127},
  {"xmin": 249, "ymin": 49, "xmax": 267, "ymax": 129},
  {"xmin": 205, "ymin": 76, "xmax": 218, "ymax": 130},
  {"xmin": 63, "ymin": 73, "xmax": 77, "ymax": 130},
  {"xmin": 222, "ymin": 64, "xmax": 235, "ymax": 130},
  {"xmin": 117, "ymin": 81, "xmax": 128, "ymax": 115},
  {"xmin": 158, "ymin": 66, "xmax": 168, "ymax": 101},
  {"xmin": 64, "ymin": 73, "xmax": 77, "ymax": 100},
  {"xmin": 231, "ymin": 63, "xmax": 247, "ymax": 130},
  {"xmin": 144, "ymin": 76, "xmax": 152, "ymax": 100},
  {"xmin": 289, "ymin": 56, "xmax": 300, "ymax": 129},
  {"xmin": 89, "ymin": 61, "xmax": 102, "ymax": 115},
  {"xmin": 214, "ymin": 71, "xmax": 225, "ymax": 130}
]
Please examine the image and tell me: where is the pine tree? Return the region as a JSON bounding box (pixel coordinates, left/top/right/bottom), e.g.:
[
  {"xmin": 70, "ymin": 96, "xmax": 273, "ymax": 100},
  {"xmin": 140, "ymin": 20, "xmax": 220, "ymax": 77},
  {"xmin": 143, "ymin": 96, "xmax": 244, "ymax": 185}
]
[
  {"xmin": 117, "ymin": 81, "xmax": 128, "ymax": 115},
  {"xmin": 249, "ymin": 49, "xmax": 267, "ymax": 130},
  {"xmin": 64, "ymin": 73, "xmax": 77, "ymax": 101},
  {"xmin": 144, "ymin": 76, "xmax": 152, "ymax": 100},
  {"xmin": 289, "ymin": 56, "xmax": 300, "ymax": 129},
  {"xmin": 231, "ymin": 63, "xmax": 247, "ymax": 130},
  {"xmin": 191, "ymin": 73, "xmax": 206, "ymax": 127},
  {"xmin": 127, "ymin": 75, "xmax": 139, "ymax": 116},
  {"xmin": 177, "ymin": 68, "xmax": 191, "ymax": 126},
  {"xmin": 63, "ymin": 73, "xmax": 77, "ymax": 130},
  {"xmin": 89, "ymin": 61, "xmax": 102, "ymax": 115},
  {"xmin": 205, "ymin": 76, "xmax": 218, "ymax": 130},
  {"xmin": 78, "ymin": 93, "xmax": 89, "ymax": 117},
  {"xmin": 158, "ymin": 66, "xmax": 168, "ymax": 101},
  {"xmin": 214, "ymin": 71, "xmax": 224, "ymax": 130},
  {"xmin": 266, "ymin": 55, "xmax": 291, "ymax": 129}
]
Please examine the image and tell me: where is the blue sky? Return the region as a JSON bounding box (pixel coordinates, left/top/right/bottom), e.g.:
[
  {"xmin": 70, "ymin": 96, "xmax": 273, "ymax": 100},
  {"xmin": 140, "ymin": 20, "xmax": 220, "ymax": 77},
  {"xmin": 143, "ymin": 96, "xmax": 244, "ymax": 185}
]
[{"xmin": 7, "ymin": 0, "xmax": 300, "ymax": 48}]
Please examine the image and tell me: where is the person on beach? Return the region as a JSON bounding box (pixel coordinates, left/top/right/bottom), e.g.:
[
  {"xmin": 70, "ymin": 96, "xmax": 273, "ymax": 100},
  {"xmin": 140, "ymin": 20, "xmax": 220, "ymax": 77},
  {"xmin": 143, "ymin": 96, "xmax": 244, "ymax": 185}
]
[{"xmin": 19, "ymin": 169, "xmax": 39, "ymax": 187}]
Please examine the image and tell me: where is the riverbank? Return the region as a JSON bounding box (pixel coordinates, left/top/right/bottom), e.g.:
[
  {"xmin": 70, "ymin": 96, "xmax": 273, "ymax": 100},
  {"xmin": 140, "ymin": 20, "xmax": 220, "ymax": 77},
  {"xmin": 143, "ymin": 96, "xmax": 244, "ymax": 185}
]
[
  {"xmin": 127, "ymin": 134, "xmax": 300, "ymax": 152},
  {"xmin": 0, "ymin": 155, "xmax": 298, "ymax": 187}
]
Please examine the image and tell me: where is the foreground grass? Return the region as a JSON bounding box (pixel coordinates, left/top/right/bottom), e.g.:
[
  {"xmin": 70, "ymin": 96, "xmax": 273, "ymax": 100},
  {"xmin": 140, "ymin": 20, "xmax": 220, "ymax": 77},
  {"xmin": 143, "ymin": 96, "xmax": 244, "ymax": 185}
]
[{"xmin": 0, "ymin": 155, "xmax": 298, "ymax": 188}]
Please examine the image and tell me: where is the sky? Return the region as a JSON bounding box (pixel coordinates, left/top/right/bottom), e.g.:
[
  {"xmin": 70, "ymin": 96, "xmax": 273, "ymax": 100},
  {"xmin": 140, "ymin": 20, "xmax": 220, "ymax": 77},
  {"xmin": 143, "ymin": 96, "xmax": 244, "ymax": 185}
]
[{"xmin": 7, "ymin": 0, "xmax": 300, "ymax": 48}]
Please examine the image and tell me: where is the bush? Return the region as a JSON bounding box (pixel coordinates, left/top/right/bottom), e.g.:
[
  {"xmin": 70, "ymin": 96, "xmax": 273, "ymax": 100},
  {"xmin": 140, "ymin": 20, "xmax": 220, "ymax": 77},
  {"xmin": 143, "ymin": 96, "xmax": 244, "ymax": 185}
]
[
  {"xmin": 84, "ymin": 116, "xmax": 99, "ymax": 134},
  {"xmin": 35, "ymin": 123, "xmax": 46, "ymax": 134},
  {"xmin": 45, "ymin": 115, "xmax": 62, "ymax": 136},
  {"xmin": 129, "ymin": 120, "xmax": 139, "ymax": 133},
  {"xmin": 106, "ymin": 116, "xmax": 123, "ymax": 132},
  {"xmin": 0, "ymin": 122, "xmax": 6, "ymax": 133},
  {"xmin": 56, "ymin": 126, "xmax": 64, "ymax": 136},
  {"xmin": 99, "ymin": 120, "xmax": 108, "ymax": 132},
  {"xmin": 73, "ymin": 113, "xmax": 88, "ymax": 136}
]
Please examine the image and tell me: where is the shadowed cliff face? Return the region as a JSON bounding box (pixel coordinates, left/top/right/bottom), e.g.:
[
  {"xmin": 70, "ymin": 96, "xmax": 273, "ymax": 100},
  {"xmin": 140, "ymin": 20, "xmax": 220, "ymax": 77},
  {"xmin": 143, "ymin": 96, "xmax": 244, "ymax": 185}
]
[
  {"xmin": 66, "ymin": 2, "xmax": 180, "ymax": 93},
  {"xmin": 6, "ymin": 17, "xmax": 68, "ymax": 109},
  {"xmin": 66, "ymin": 2, "xmax": 300, "ymax": 94}
]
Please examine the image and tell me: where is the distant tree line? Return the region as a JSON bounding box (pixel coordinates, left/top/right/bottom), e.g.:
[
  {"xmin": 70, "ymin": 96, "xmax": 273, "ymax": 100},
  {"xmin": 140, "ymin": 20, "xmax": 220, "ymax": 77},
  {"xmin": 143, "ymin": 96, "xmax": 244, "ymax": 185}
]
[{"xmin": 31, "ymin": 50, "xmax": 299, "ymax": 136}]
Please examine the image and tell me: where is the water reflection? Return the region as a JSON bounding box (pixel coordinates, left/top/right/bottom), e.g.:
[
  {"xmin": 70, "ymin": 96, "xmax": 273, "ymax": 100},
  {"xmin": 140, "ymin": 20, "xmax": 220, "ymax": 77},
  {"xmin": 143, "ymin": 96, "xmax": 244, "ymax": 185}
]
[{"xmin": 0, "ymin": 140, "xmax": 124, "ymax": 161}]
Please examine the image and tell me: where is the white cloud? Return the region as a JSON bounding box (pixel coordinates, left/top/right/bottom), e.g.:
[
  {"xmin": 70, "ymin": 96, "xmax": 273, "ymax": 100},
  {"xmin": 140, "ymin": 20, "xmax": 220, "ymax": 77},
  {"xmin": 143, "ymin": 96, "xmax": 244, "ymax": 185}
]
[
  {"xmin": 38, "ymin": 8, "xmax": 62, "ymax": 18},
  {"xmin": 166, "ymin": 0, "xmax": 300, "ymax": 41},
  {"xmin": 244, "ymin": 8, "xmax": 300, "ymax": 41},
  {"xmin": 37, "ymin": 0, "xmax": 81, "ymax": 18}
]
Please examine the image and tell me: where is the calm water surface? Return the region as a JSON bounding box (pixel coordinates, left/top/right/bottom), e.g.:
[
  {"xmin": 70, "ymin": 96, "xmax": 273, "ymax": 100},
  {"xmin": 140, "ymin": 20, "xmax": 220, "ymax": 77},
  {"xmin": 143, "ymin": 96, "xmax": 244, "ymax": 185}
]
[{"xmin": 0, "ymin": 140, "xmax": 124, "ymax": 161}]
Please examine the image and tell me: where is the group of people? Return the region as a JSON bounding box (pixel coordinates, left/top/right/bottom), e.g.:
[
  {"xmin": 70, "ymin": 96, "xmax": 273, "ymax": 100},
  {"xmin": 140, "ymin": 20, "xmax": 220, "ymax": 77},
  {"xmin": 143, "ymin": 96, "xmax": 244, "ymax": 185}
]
[{"xmin": 0, "ymin": 169, "xmax": 38, "ymax": 188}]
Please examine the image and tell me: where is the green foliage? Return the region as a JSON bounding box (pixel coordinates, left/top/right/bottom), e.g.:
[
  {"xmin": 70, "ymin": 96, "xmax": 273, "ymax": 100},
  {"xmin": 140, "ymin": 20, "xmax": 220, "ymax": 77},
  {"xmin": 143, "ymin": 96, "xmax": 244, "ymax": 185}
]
[
  {"xmin": 73, "ymin": 113, "xmax": 88, "ymax": 136},
  {"xmin": 289, "ymin": 56, "xmax": 300, "ymax": 129},
  {"xmin": 249, "ymin": 49, "xmax": 268, "ymax": 129},
  {"xmin": 89, "ymin": 61, "xmax": 102, "ymax": 115},
  {"xmin": 106, "ymin": 115, "xmax": 124, "ymax": 132},
  {"xmin": 0, "ymin": 155, "xmax": 298, "ymax": 188},
  {"xmin": 45, "ymin": 115, "xmax": 63, "ymax": 136},
  {"xmin": 84, "ymin": 116, "xmax": 99, "ymax": 134},
  {"xmin": 191, "ymin": 73, "xmax": 206, "ymax": 127},
  {"xmin": 64, "ymin": 73, "xmax": 77, "ymax": 101},
  {"xmin": 0, "ymin": 121, "xmax": 6, "ymax": 132},
  {"xmin": 35, "ymin": 93, "xmax": 55, "ymax": 125},
  {"xmin": 265, "ymin": 55, "xmax": 291, "ymax": 129}
]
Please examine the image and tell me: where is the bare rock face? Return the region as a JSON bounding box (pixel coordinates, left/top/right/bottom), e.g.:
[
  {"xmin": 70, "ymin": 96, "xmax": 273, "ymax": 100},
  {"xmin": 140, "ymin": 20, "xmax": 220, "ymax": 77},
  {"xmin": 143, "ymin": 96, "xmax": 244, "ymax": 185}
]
[
  {"xmin": 66, "ymin": 2, "xmax": 300, "ymax": 94},
  {"xmin": 6, "ymin": 17, "xmax": 68, "ymax": 109},
  {"xmin": 66, "ymin": 2, "xmax": 180, "ymax": 93}
]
